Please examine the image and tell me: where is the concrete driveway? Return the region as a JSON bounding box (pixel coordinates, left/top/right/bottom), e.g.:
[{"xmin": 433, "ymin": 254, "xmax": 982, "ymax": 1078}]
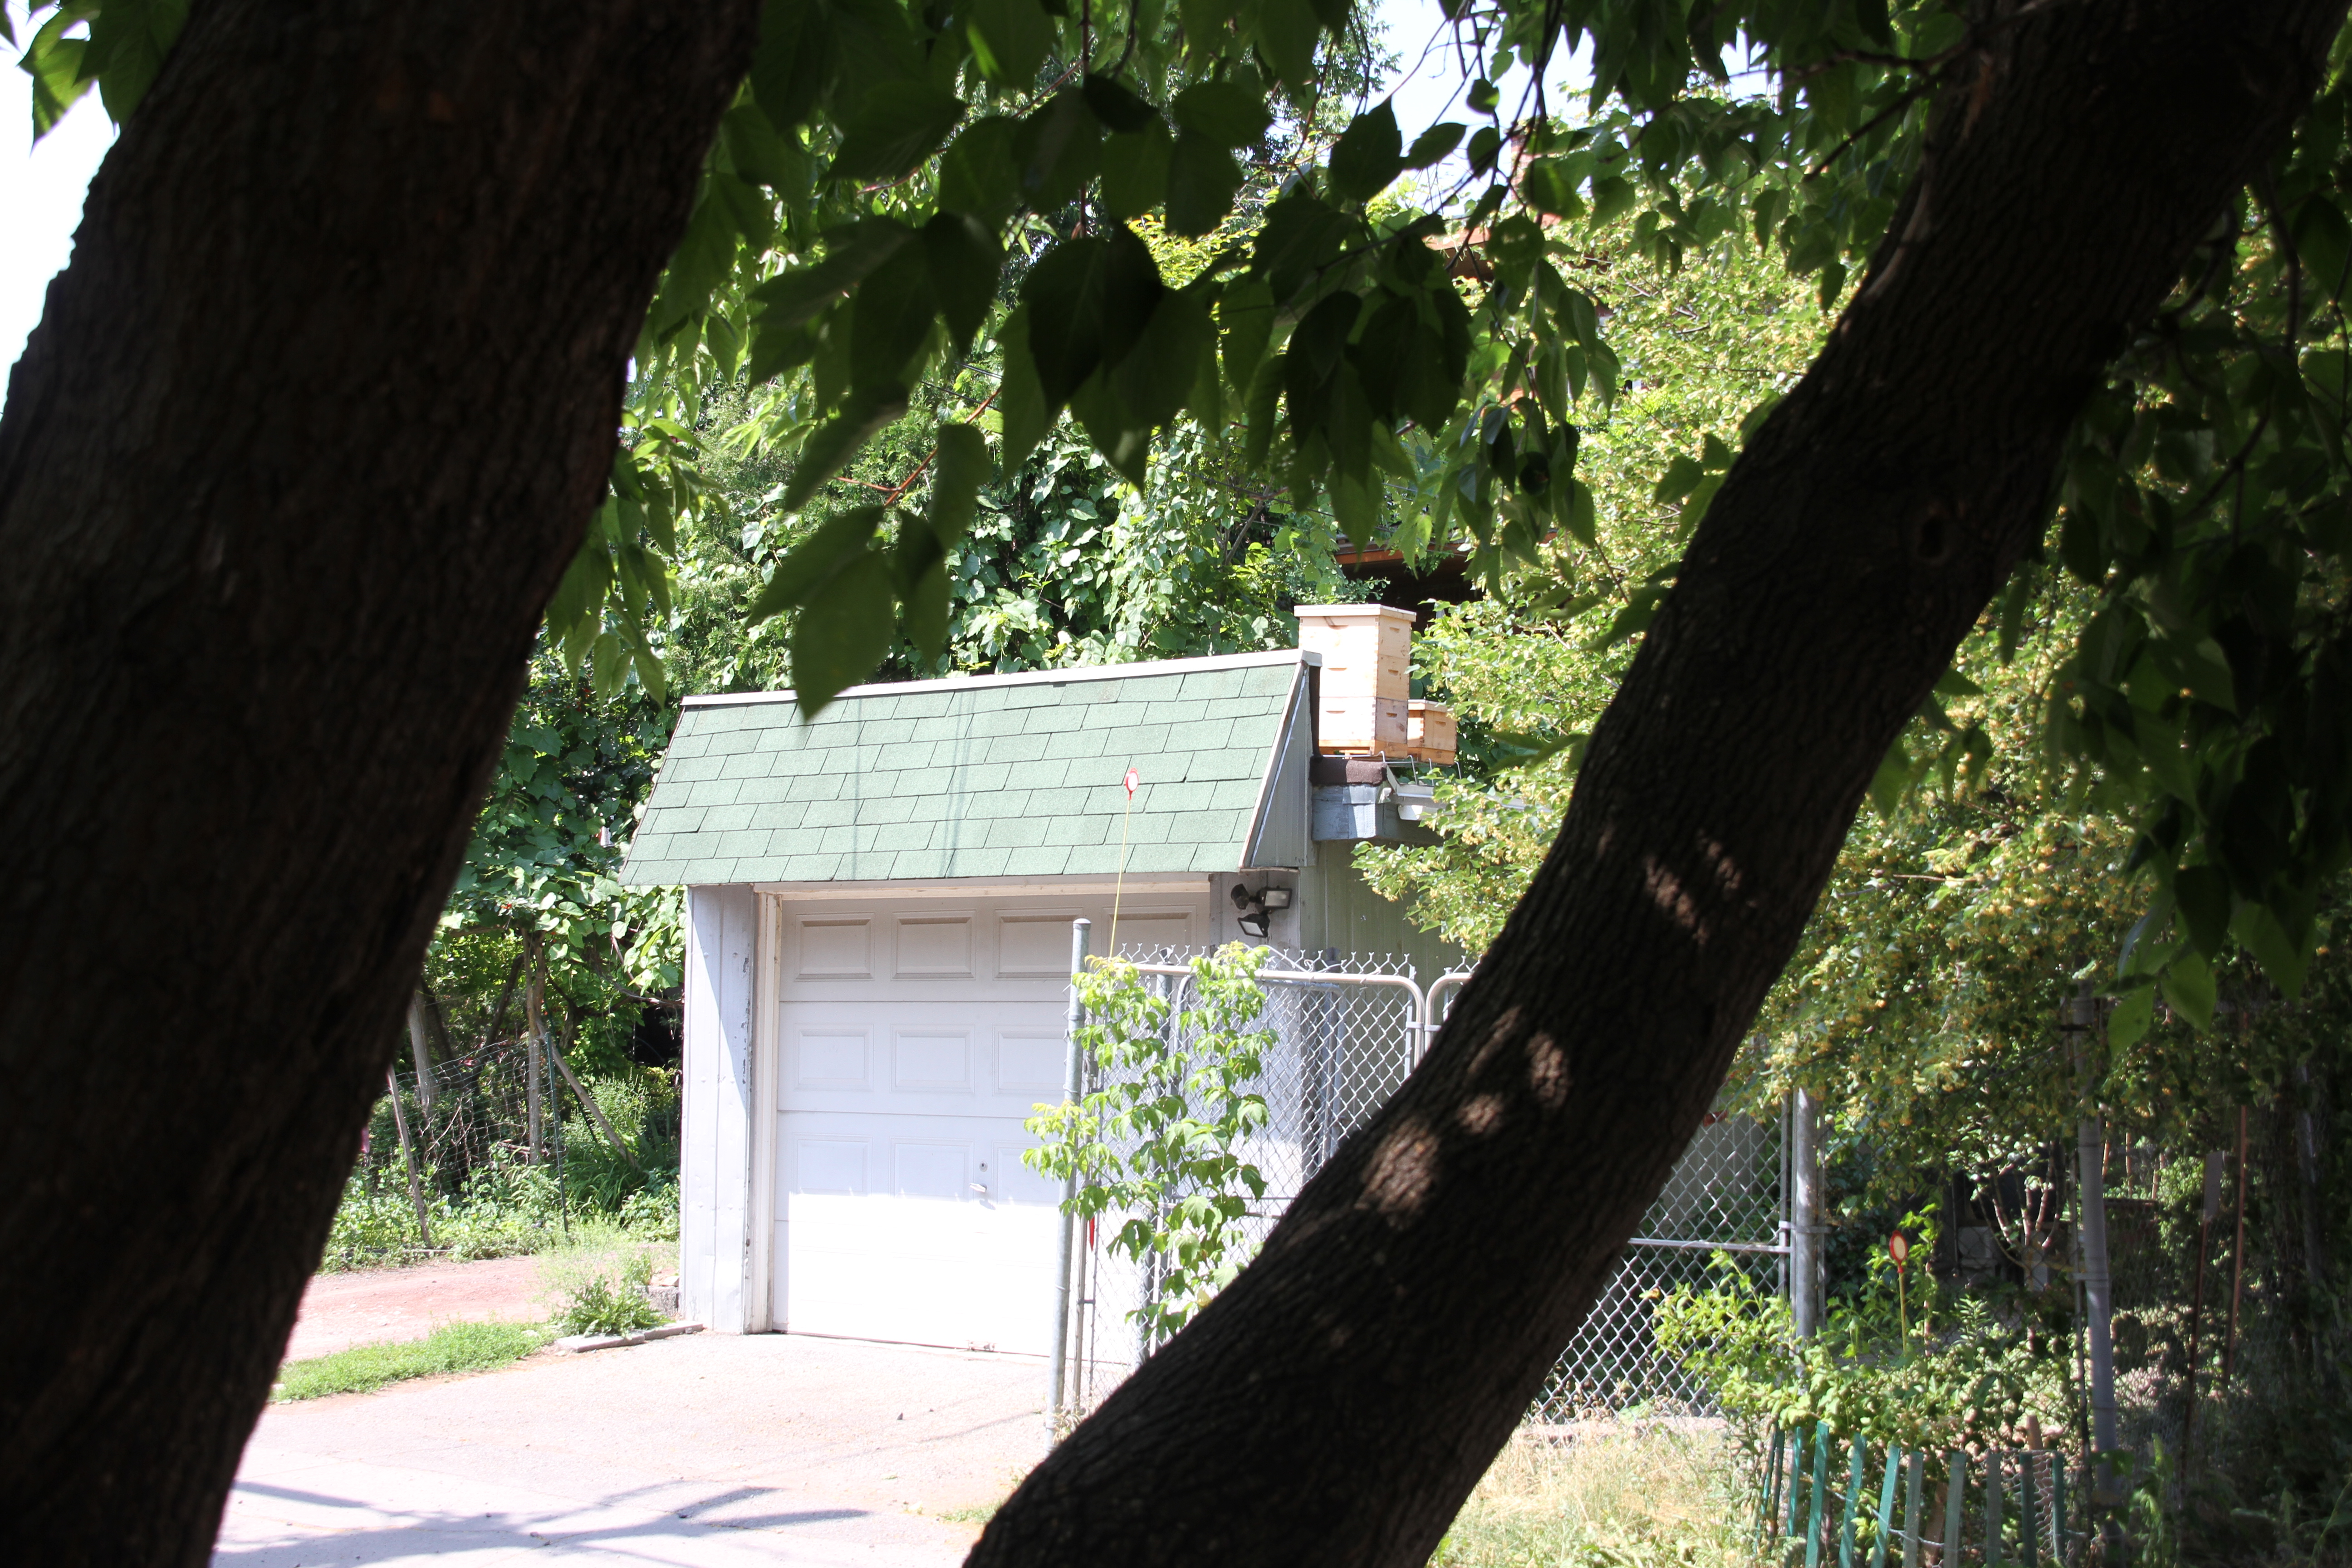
[{"xmin": 217, "ymin": 1332, "xmax": 1049, "ymax": 1566}]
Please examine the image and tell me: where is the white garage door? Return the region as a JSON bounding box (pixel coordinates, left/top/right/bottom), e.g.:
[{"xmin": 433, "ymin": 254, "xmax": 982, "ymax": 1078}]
[{"xmin": 770, "ymin": 895, "xmax": 1196, "ymax": 1353}]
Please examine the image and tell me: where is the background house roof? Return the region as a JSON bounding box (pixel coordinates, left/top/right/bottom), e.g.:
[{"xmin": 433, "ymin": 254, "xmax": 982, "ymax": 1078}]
[{"xmin": 620, "ymin": 651, "xmax": 1313, "ymax": 887}]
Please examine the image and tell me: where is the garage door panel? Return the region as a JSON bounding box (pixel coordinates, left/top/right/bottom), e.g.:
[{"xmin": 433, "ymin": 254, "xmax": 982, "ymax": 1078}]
[{"xmin": 770, "ymin": 892, "xmax": 1205, "ymax": 1356}]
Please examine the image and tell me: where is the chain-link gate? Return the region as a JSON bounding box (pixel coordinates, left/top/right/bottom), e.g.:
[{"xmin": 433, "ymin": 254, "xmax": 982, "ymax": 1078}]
[{"xmin": 1054, "ymin": 944, "xmax": 1786, "ymax": 1424}]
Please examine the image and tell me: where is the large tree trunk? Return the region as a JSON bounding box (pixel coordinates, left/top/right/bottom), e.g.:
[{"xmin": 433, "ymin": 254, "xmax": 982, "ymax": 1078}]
[
  {"xmin": 970, "ymin": 1, "xmax": 2344, "ymax": 1563},
  {"xmin": 0, "ymin": 0, "xmax": 753, "ymax": 1558}
]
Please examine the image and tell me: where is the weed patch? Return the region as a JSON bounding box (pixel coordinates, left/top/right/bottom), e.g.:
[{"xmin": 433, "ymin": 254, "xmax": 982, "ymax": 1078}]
[
  {"xmin": 273, "ymin": 1319, "xmax": 547, "ymax": 1401},
  {"xmin": 1432, "ymin": 1423, "xmax": 1750, "ymax": 1568}
]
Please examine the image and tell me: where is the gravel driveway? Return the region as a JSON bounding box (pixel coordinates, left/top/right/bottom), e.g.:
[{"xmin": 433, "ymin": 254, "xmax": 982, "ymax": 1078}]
[{"xmin": 218, "ymin": 1331, "xmax": 1049, "ymax": 1565}]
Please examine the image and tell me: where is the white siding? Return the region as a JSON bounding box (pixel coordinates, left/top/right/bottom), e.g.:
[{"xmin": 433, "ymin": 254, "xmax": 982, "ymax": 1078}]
[{"xmin": 681, "ymin": 885, "xmax": 760, "ymax": 1332}]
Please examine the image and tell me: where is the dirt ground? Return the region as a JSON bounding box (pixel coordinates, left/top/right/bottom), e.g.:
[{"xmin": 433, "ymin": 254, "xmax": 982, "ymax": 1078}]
[
  {"xmin": 221, "ymin": 1328, "xmax": 1050, "ymax": 1565},
  {"xmin": 285, "ymin": 1255, "xmax": 550, "ymax": 1362}
]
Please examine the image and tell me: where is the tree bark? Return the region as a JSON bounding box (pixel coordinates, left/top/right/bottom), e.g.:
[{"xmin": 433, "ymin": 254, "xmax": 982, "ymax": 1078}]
[
  {"xmin": 969, "ymin": 2, "xmax": 2344, "ymax": 1563},
  {"xmin": 0, "ymin": 0, "xmax": 754, "ymax": 1558}
]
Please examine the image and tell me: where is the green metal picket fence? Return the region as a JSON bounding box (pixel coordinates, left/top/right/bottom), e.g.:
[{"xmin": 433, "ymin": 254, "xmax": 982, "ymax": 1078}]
[{"xmin": 1753, "ymin": 1424, "xmax": 2081, "ymax": 1567}]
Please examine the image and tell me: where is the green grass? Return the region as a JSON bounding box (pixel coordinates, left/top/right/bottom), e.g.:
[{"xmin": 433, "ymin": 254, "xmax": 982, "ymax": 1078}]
[{"xmin": 273, "ymin": 1319, "xmax": 549, "ymax": 1401}]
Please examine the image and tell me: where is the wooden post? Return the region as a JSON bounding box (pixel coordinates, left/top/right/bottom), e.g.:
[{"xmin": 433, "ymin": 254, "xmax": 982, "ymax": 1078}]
[
  {"xmin": 1778, "ymin": 1429, "xmax": 1797, "ymax": 1551},
  {"xmin": 386, "ymin": 1067, "xmax": 432, "ymax": 1249},
  {"xmin": 524, "ymin": 936, "xmax": 544, "ymax": 1166},
  {"xmin": 546, "ymin": 1034, "xmax": 637, "ymax": 1167},
  {"xmin": 1942, "ymin": 1451, "xmax": 1967, "ymax": 1568},
  {"xmin": 1808, "ymin": 1423, "xmax": 1832, "ymax": 1568},
  {"xmin": 1902, "ymin": 1450, "xmax": 1924, "ymax": 1568},
  {"xmin": 2184, "ymin": 1149, "xmax": 2223, "ymax": 1458},
  {"xmin": 1841, "ymin": 1434, "xmax": 1867, "ymax": 1568},
  {"xmin": 2019, "ymin": 1452, "xmax": 2041, "ymax": 1568},
  {"xmin": 2224, "ymin": 1104, "xmax": 2249, "ymax": 1388},
  {"xmin": 405, "ymin": 991, "xmax": 436, "ymax": 1114},
  {"xmin": 1984, "ymin": 1450, "xmax": 2004, "ymax": 1568},
  {"xmin": 1874, "ymin": 1445, "xmax": 1900, "ymax": 1568}
]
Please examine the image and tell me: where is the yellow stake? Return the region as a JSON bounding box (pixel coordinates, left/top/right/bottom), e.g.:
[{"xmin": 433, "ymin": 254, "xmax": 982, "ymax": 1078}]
[{"xmin": 1109, "ymin": 764, "xmax": 1138, "ymax": 955}]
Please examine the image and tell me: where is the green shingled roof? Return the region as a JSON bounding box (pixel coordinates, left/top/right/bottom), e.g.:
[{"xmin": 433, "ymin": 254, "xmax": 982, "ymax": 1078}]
[{"xmin": 619, "ymin": 652, "xmax": 1311, "ymax": 887}]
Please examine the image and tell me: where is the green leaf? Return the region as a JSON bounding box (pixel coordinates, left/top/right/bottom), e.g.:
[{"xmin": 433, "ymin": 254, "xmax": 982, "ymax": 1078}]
[
  {"xmin": 2160, "ymin": 948, "xmax": 2216, "ymax": 1030},
  {"xmin": 779, "ymin": 387, "xmax": 910, "ymax": 511},
  {"xmin": 1867, "ymin": 736, "xmax": 1913, "ymax": 819},
  {"xmin": 746, "ymin": 505, "xmax": 888, "ymax": 624},
  {"xmin": 750, "ymin": 219, "xmax": 916, "ymax": 331},
  {"xmin": 940, "ymin": 115, "xmax": 1024, "ymax": 220},
  {"xmin": 831, "ymin": 80, "xmax": 965, "ymax": 182},
  {"xmin": 1251, "ymin": 0, "xmax": 1322, "ymax": 89},
  {"xmin": 722, "ymin": 102, "xmax": 805, "ymax": 189},
  {"xmin": 1082, "ymin": 73, "xmax": 1157, "ymax": 134},
  {"xmin": 1588, "ymin": 175, "xmax": 1636, "ymax": 227},
  {"xmin": 850, "ymin": 244, "xmax": 941, "ymax": 392},
  {"xmin": 1219, "ymin": 279, "xmax": 1274, "ymax": 396},
  {"xmin": 966, "ymin": 0, "xmax": 1053, "ymax": 87},
  {"xmin": 1069, "ymin": 372, "xmax": 1152, "ymax": 485},
  {"xmin": 1519, "ymin": 157, "xmax": 1585, "ymax": 219},
  {"xmin": 2234, "ymin": 900, "xmax": 2310, "ymax": 997},
  {"xmin": 752, "ymin": 0, "xmax": 834, "ymax": 129},
  {"xmin": 1405, "ymin": 122, "xmax": 1465, "ymax": 168},
  {"xmin": 1171, "ymin": 79, "xmax": 1274, "ymax": 147},
  {"xmin": 2106, "ymin": 985, "xmax": 2154, "ymax": 1050},
  {"xmin": 926, "ymin": 424, "xmax": 990, "ymax": 551},
  {"xmin": 2293, "ymin": 193, "xmax": 2352, "ymax": 302},
  {"xmin": 923, "ymin": 211, "xmax": 1003, "ymax": 356},
  {"xmin": 1932, "ymin": 668, "xmax": 1984, "ymax": 698},
  {"xmin": 1102, "ymin": 119, "xmax": 1175, "ymax": 223},
  {"xmin": 2173, "ymin": 863, "xmax": 2231, "ymax": 956},
  {"xmin": 1165, "ymin": 130, "xmax": 1244, "ymax": 236},
  {"xmin": 995, "ymin": 306, "xmax": 1054, "ymax": 471},
  {"xmin": 1022, "ymin": 237, "xmax": 1111, "ymax": 405},
  {"xmin": 792, "ymin": 552, "xmax": 898, "ymax": 715},
  {"xmin": 1328, "ymin": 100, "xmax": 1404, "ymax": 203},
  {"xmin": 1178, "ymin": 0, "xmax": 1240, "ymax": 50},
  {"xmin": 1654, "ymin": 453, "xmax": 1705, "ymax": 506},
  {"xmin": 1015, "ymin": 88, "xmax": 1103, "ymax": 210},
  {"xmin": 902, "ymin": 558, "xmax": 952, "ymax": 662},
  {"xmin": 1114, "ymin": 291, "xmax": 1215, "ymax": 433}
]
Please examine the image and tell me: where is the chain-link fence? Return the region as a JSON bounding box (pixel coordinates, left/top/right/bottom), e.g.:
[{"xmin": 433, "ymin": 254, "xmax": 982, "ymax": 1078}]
[
  {"xmin": 330, "ymin": 1038, "xmax": 680, "ymax": 1267},
  {"xmin": 1529, "ymin": 1107, "xmax": 1788, "ymax": 1425},
  {"xmin": 1057, "ymin": 946, "xmax": 1785, "ymax": 1424}
]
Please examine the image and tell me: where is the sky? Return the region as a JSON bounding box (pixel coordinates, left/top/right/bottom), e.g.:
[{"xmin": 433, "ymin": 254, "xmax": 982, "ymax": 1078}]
[
  {"xmin": 0, "ymin": 0, "xmax": 1576, "ymax": 400},
  {"xmin": 1, "ymin": 2, "xmax": 114, "ymax": 385}
]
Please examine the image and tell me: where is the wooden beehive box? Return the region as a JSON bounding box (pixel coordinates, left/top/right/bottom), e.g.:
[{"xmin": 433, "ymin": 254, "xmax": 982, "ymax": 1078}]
[
  {"xmin": 1407, "ymin": 701, "xmax": 1457, "ymax": 764},
  {"xmin": 1296, "ymin": 604, "xmax": 1414, "ymax": 755}
]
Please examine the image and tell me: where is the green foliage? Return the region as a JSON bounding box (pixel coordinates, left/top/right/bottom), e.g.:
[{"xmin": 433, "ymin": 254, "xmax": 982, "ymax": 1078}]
[
  {"xmin": 1023, "ymin": 944, "xmax": 1273, "ymax": 1345},
  {"xmin": 1656, "ymin": 1252, "xmax": 2078, "ymax": 1460},
  {"xmin": 326, "ymin": 1072, "xmax": 680, "ymax": 1269},
  {"xmin": 272, "ymin": 1319, "xmax": 547, "ymax": 1402},
  {"xmin": 549, "ymin": 1249, "xmax": 665, "ymax": 1338}
]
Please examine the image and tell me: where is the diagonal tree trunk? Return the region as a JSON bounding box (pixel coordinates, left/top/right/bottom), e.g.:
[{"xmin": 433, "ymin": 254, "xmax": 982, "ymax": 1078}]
[
  {"xmin": 968, "ymin": 1, "xmax": 2346, "ymax": 1563},
  {"xmin": 0, "ymin": 0, "xmax": 755, "ymax": 1558}
]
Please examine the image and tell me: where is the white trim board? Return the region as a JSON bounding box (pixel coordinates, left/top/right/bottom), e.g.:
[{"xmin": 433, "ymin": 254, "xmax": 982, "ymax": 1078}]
[
  {"xmin": 682, "ymin": 649, "xmax": 1320, "ymax": 709},
  {"xmin": 749, "ymin": 877, "xmax": 1207, "ymax": 900}
]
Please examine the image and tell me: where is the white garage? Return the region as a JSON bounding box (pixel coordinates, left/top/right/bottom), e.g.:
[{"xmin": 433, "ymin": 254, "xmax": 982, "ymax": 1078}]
[{"xmin": 622, "ymin": 624, "xmax": 1463, "ymax": 1352}]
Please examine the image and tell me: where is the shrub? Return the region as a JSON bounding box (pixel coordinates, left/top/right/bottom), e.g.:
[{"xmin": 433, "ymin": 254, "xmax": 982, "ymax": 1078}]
[{"xmin": 544, "ymin": 1239, "xmax": 665, "ymax": 1337}]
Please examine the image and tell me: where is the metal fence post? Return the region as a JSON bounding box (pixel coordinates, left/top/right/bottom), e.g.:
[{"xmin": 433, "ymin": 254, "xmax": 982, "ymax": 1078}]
[
  {"xmin": 1047, "ymin": 917, "xmax": 1090, "ymax": 1428},
  {"xmin": 1792, "ymin": 1086, "xmax": 1823, "ymax": 1339},
  {"xmin": 2067, "ymin": 985, "xmax": 2121, "ymax": 1517}
]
